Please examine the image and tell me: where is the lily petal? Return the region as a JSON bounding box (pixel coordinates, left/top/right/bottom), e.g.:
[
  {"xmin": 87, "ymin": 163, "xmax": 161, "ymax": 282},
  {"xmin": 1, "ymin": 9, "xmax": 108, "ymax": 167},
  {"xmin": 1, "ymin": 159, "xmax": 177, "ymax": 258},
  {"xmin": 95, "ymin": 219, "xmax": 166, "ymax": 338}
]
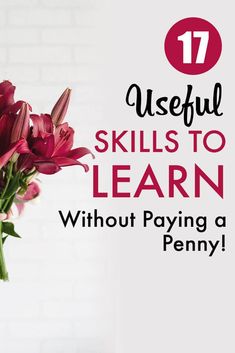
[
  {"xmin": 0, "ymin": 114, "xmax": 14, "ymax": 155},
  {"xmin": 0, "ymin": 139, "xmax": 27, "ymax": 168},
  {"xmin": 7, "ymin": 100, "xmax": 32, "ymax": 114},
  {"xmin": 53, "ymin": 156, "xmax": 89, "ymax": 172},
  {"xmin": 53, "ymin": 123, "xmax": 74, "ymax": 156},
  {"xmin": 0, "ymin": 81, "xmax": 15, "ymax": 109},
  {"xmin": 31, "ymin": 114, "xmax": 53, "ymax": 137},
  {"xmin": 32, "ymin": 135, "xmax": 55, "ymax": 158},
  {"xmin": 66, "ymin": 147, "xmax": 94, "ymax": 160},
  {"xmin": 34, "ymin": 160, "xmax": 61, "ymax": 174},
  {"xmin": 18, "ymin": 181, "xmax": 40, "ymax": 201}
]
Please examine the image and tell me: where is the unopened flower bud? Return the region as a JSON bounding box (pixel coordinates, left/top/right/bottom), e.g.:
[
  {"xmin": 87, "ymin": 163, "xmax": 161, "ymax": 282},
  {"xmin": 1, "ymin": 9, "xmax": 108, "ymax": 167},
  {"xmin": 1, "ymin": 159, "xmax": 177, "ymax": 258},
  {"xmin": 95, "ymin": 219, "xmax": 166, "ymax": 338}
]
[
  {"xmin": 11, "ymin": 103, "xmax": 30, "ymax": 143},
  {"xmin": 51, "ymin": 88, "xmax": 71, "ymax": 126}
]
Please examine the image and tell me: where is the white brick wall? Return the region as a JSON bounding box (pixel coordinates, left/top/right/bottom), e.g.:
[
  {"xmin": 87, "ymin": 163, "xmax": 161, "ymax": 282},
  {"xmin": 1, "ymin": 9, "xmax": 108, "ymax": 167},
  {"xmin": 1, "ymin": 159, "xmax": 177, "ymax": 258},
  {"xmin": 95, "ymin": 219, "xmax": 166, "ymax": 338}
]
[
  {"xmin": 8, "ymin": 9, "xmax": 71, "ymax": 26},
  {"xmin": 0, "ymin": 29, "xmax": 41, "ymax": 44},
  {"xmin": 0, "ymin": 1, "xmax": 114, "ymax": 352}
]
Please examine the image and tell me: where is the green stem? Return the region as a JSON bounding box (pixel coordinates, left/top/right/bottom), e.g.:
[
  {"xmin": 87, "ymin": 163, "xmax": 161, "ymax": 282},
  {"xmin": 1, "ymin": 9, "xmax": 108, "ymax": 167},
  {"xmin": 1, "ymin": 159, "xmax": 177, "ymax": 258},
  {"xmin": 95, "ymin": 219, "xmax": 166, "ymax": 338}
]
[
  {"xmin": 0, "ymin": 221, "xmax": 8, "ymax": 281},
  {"xmin": 2, "ymin": 194, "xmax": 15, "ymax": 214},
  {"xmin": 1, "ymin": 161, "xmax": 13, "ymax": 200}
]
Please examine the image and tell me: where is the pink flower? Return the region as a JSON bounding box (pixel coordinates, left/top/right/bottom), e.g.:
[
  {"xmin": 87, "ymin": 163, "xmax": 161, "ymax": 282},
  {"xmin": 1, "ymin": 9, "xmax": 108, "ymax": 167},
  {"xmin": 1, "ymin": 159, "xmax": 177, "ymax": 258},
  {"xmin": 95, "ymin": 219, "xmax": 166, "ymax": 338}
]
[
  {"xmin": 14, "ymin": 182, "xmax": 41, "ymax": 216},
  {"xmin": 0, "ymin": 80, "xmax": 25, "ymax": 115},
  {"xmin": 0, "ymin": 81, "xmax": 15, "ymax": 115},
  {"xmin": 0, "ymin": 106, "xmax": 30, "ymax": 169},
  {"xmin": 19, "ymin": 181, "xmax": 40, "ymax": 201},
  {"xmin": 18, "ymin": 114, "xmax": 93, "ymax": 174},
  {"xmin": 0, "ymin": 81, "xmax": 93, "ymax": 282},
  {"xmin": 0, "ymin": 114, "xmax": 14, "ymax": 156}
]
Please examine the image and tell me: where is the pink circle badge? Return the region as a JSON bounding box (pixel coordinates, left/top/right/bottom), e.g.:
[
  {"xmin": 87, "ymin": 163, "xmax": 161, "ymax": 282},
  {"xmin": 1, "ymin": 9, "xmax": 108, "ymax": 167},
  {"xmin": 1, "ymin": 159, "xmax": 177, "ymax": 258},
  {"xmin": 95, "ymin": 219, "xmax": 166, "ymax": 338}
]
[{"xmin": 164, "ymin": 17, "xmax": 222, "ymax": 75}]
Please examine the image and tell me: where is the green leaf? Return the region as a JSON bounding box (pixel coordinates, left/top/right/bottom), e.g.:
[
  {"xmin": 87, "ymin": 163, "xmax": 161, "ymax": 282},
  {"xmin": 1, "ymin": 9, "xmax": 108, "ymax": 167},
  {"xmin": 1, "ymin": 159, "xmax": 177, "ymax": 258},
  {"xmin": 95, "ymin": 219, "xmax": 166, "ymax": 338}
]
[
  {"xmin": 2, "ymin": 222, "xmax": 21, "ymax": 239},
  {"xmin": 2, "ymin": 236, "xmax": 8, "ymax": 244}
]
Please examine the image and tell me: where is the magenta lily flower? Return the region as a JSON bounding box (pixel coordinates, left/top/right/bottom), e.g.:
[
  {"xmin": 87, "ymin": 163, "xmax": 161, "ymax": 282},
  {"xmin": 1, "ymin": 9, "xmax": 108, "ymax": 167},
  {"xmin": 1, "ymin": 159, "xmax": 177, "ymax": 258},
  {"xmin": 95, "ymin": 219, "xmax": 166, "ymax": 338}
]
[
  {"xmin": 0, "ymin": 105, "xmax": 30, "ymax": 169},
  {"xmin": 19, "ymin": 114, "xmax": 93, "ymax": 174},
  {"xmin": 0, "ymin": 81, "xmax": 26, "ymax": 115},
  {"xmin": 0, "ymin": 85, "xmax": 31, "ymax": 169},
  {"xmin": 0, "ymin": 81, "xmax": 15, "ymax": 115},
  {"xmin": 19, "ymin": 181, "xmax": 40, "ymax": 201},
  {"xmin": 0, "ymin": 114, "xmax": 27, "ymax": 169},
  {"xmin": 0, "ymin": 81, "xmax": 93, "ymax": 281},
  {"xmin": 14, "ymin": 181, "xmax": 41, "ymax": 216}
]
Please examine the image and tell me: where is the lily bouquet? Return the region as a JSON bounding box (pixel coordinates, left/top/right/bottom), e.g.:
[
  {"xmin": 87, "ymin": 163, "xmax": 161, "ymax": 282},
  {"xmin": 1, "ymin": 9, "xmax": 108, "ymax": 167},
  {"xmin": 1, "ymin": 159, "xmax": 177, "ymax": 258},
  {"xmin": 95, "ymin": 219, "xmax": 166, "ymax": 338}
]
[{"xmin": 0, "ymin": 80, "xmax": 93, "ymax": 281}]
